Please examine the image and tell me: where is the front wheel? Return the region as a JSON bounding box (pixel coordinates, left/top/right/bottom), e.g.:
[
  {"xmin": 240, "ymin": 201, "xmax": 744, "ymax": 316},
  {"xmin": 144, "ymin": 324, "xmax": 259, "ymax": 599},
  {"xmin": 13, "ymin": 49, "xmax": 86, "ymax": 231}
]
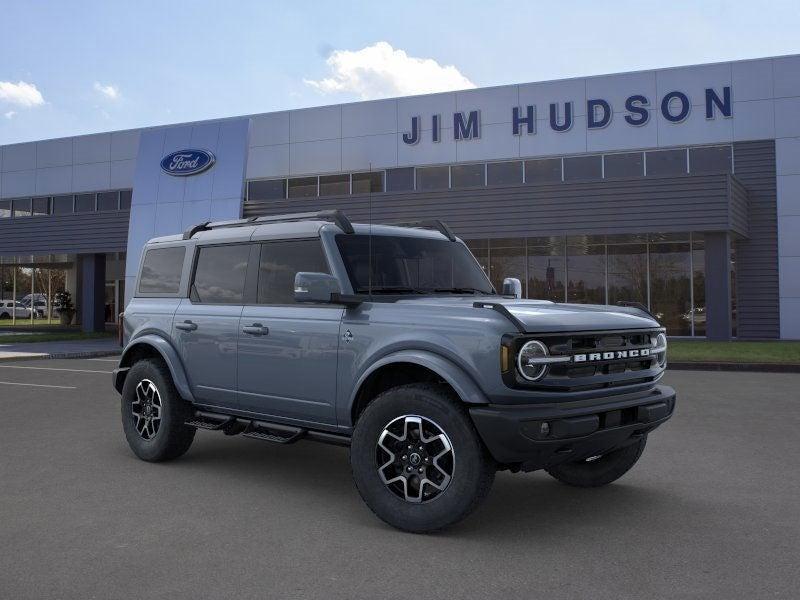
[
  {"xmin": 545, "ymin": 436, "xmax": 647, "ymax": 487},
  {"xmin": 350, "ymin": 383, "xmax": 495, "ymax": 533}
]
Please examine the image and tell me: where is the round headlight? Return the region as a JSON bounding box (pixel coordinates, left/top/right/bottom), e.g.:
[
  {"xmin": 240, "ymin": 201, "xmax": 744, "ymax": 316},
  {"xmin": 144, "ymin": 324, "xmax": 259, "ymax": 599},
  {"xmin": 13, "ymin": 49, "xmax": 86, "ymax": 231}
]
[
  {"xmin": 653, "ymin": 332, "xmax": 667, "ymax": 367},
  {"xmin": 517, "ymin": 340, "xmax": 550, "ymax": 381}
]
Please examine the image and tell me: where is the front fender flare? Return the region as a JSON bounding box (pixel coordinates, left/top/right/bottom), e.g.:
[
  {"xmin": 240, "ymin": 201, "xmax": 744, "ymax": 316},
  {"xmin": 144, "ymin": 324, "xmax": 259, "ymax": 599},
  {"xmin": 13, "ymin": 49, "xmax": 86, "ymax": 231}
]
[
  {"xmin": 116, "ymin": 334, "xmax": 194, "ymax": 403},
  {"xmin": 349, "ymin": 349, "xmax": 489, "ymax": 413}
]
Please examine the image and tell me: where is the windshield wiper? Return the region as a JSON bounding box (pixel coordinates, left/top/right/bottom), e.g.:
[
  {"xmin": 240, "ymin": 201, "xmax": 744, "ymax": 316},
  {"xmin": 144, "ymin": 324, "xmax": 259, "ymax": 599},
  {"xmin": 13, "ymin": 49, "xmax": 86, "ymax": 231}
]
[
  {"xmin": 432, "ymin": 287, "xmax": 492, "ymax": 295},
  {"xmin": 355, "ymin": 286, "xmax": 427, "ymax": 295}
]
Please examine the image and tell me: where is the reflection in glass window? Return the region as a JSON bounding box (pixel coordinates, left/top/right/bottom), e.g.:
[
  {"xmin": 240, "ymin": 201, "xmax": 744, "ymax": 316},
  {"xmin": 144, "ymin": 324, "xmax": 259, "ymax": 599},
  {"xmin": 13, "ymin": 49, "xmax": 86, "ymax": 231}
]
[
  {"xmin": 528, "ymin": 239, "xmax": 566, "ymax": 302},
  {"xmin": 607, "ymin": 244, "xmax": 648, "ymax": 306},
  {"xmin": 563, "ymin": 155, "xmax": 602, "ymax": 181},
  {"xmin": 249, "ymin": 179, "xmax": 286, "ymax": 201},
  {"xmin": 646, "ymin": 149, "xmax": 687, "ymax": 176},
  {"xmin": 451, "ymin": 163, "xmax": 485, "ymax": 188},
  {"xmin": 52, "ymin": 195, "xmax": 74, "ymax": 214},
  {"xmin": 138, "ymin": 247, "xmax": 186, "ymax": 294},
  {"xmin": 13, "ymin": 198, "xmax": 32, "ymax": 218},
  {"xmin": 352, "ymin": 171, "xmax": 384, "ymax": 194},
  {"xmin": 525, "ymin": 158, "xmax": 562, "ymax": 184},
  {"xmin": 288, "ymin": 177, "xmax": 317, "ymax": 198},
  {"xmin": 32, "ymin": 197, "xmax": 50, "ymax": 215},
  {"xmin": 192, "ymin": 244, "xmax": 250, "ymax": 304},
  {"xmin": 465, "ymin": 239, "xmax": 489, "ymax": 277},
  {"xmin": 97, "ymin": 192, "xmax": 119, "ymax": 211},
  {"xmin": 0, "ymin": 200, "xmax": 11, "ymax": 218},
  {"xmin": 74, "ymin": 194, "xmax": 96, "ymax": 212},
  {"xmin": 488, "ymin": 239, "xmax": 525, "ymax": 295},
  {"xmin": 604, "ymin": 153, "xmax": 644, "ymax": 178},
  {"xmin": 649, "ymin": 242, "xmax": 691, "ymax": 335},
  {"xmin": 416, "ymin": 166, "xmax": 449, "ymax": 191},
  {"xmin": 567, "ymin": 242, "xmax": 605, "ymax": 304},
  {"xmin": 386, "ymin": 167, "xmax": 415, "ymax": 192},
  {"xmin": 690, "ymin": 146, "xmax": 732, "ymax": 174},
  {"xmin": 120, "ymin": 190, "xmax": 132, "ymax": 210},
  {"xmin": 319, "ymin": 174, "xmax": 350, "ymax": 196},
  {"xmin": 258, "ymin": 240, "xmax": 329, "ymax": 304},
  {"xmin": 487, "ymin": 161, "xmax": 523, "ymax": 186},
  {"xmin": 692, "ymin": 236, "xmax": 706, "ymax": 337}
]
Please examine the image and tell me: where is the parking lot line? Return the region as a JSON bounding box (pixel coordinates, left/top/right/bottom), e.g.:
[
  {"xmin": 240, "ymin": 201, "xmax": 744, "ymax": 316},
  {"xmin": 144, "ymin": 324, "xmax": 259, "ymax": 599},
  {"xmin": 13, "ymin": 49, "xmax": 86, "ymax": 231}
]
[
  {"xmin": 0, "ymin": 381, "xmax": 77, "ymax": 389},
  {"xmin": 0, "ymin": 365, "xmax": 112, "ymax": 375}
]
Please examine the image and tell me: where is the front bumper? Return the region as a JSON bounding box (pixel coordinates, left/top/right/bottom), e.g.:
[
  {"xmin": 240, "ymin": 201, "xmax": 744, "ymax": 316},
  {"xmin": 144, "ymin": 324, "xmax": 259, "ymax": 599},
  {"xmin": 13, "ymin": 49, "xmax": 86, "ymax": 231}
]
[{"xmin": 469, "ymin": 385, "xmax": 676, "ymax": 472}]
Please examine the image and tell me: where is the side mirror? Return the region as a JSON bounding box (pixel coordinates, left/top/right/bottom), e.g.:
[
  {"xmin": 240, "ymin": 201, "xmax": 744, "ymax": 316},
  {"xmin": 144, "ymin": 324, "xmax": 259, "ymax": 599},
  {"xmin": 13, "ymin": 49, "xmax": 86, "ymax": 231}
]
[
  {"xmin": 294, "ymin": 272, "xmax": 342, "ymax": 303},
  {"xmin": 502, "ymin": 277, "xmax": 523, "ymax": 299}
]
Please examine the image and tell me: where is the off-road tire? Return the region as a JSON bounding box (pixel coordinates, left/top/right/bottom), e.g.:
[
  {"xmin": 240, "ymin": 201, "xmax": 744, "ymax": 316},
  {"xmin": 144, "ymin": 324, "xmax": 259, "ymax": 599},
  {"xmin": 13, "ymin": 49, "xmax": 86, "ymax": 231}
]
[
  {"xmin": 121, "ymin": 358, "xmax": 196, "ymax": 462},
  {"xmin": 545, "ymin": 436, "xmax": 647, "ymax": 488},
  {"xmin": 350, "ymin": 383, "xmax": 495, "ymax": 533}
]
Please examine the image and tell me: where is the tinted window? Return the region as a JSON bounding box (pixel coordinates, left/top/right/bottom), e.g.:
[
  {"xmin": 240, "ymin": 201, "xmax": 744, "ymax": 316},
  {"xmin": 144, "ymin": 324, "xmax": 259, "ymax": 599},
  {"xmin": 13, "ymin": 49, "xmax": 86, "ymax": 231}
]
[
  {"xmin": 646, "ymin": 149, "xmax": 687, "ymax": 176},
  {"xmin": 288, "ymin": 177, "xmax": 317, "ymax": 198},
  {"xmin": 74, "ymin": 194, "xmax": 96, "ymax": 212},
  {"xmin": 32, "ymin": 197, "xmax": 50, "ymax": 215},
  {"xmin": 604, "ymin": 152, "xmax": 644, "ymax": 178},
  {"xmin": 352, "ymin": 171, "xmax": 384, "ymax": 194},
  {"xmin": 12, "ymin": 198, "xmax": 31, "ymax": 217},
  {"xmin": 416, "ymin": 166, "xmax": 449, "ymax": 191},
  {"xmin": 386, "ymin": 167, "xmax": 415, "ymax": 192},
  {"xmin": 319, "ymin": 174, "xmax": 350, "ymax": 196},
  {"xmin": 525, "ymin": 158, "xmax": 562, "ymax": 183},
  {"xmin": 138, "ymin": 247, "xmax": 186, "ymax": 294},
  {"xmin": 120, "ymin": 190, "xmax": 133, "ymax": 210},
  {"xmin": 192, "ymin": 244, "xmax": 250, "ymax": 304},
  {"xmin": 52, "ymin": 195, "xmax": 74, "ymax": 214},
  {"xmin": 690, "ymin": 146, "xmax": 732, "ymax": 173},
  {"xmin": 249, "ymin": 179, "xmax": 286, "ymax": 201},
  {"xmin": 0, "ymin": 200, "xmax": 10, "ymax": 218},
  {"xmin": 97, "ymin": 192, "xmax": 119, "ymax": 211},
  {"xmin": 257, "ymin": 240, "xmax": 329, "ymax": 304},
  {"xmin": 451, "ymin": 163, "xmax": 485, "ymax": 188},
  {"xmin": 487, "ymin": 161, "xmax": 523, "ymax": 185},
  {"xmin": 336, "ymin": 235, "xmax": 494, "ymax": 295},
  {"xmin": 563, "ymin": 155, "xmax": 602, "ymax": 181}
]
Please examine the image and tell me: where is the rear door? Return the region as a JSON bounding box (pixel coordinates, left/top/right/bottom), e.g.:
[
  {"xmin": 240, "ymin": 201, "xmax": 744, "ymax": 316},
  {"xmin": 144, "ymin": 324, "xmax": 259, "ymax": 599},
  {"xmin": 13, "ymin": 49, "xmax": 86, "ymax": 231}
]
[
  {"xmin": 237, "ymin": 238, "xmax": 343, "ymax": 425},
  {"xmin": 173, "ymin": 243, "xmax": 253, "ymax": 408}
]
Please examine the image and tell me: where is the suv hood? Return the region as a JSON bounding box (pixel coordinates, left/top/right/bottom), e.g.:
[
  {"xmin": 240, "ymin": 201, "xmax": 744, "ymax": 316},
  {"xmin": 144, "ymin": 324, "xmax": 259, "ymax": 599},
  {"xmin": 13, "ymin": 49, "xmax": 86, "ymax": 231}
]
[{"xmin": 397, "ymin": 296, "xmax": 661, "ymax": 333}]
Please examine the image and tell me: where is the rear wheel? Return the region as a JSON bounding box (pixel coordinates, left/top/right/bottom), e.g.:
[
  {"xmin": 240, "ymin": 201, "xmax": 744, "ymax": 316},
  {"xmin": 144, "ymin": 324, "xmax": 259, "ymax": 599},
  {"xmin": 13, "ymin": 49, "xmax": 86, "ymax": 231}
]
[
  {"xmin": 545, "ymin": 436, "xmax": 647, "ymax": 487},
  {"xmin": 350, "ymin": 383, "xmax": 495, "ymax": 533},
  {"xmin": 121, "ymin": 358, "xmax": 195, "ymax": 462}
]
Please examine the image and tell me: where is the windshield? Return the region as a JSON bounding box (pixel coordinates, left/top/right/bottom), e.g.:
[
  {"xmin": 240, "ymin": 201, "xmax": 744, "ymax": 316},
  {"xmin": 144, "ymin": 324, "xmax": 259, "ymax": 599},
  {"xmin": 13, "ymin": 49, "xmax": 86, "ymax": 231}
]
[{"xmin": 336, "ymin": 234, "xmax": 495, "ymax": 295}]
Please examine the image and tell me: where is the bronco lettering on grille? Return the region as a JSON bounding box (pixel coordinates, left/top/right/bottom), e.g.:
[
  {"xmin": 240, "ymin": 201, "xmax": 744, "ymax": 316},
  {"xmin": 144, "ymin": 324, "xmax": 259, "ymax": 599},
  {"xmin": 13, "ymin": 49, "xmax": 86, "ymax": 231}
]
[{"xmin": 573, "ymin": 348, "xmax": 651, "ymax": 363}]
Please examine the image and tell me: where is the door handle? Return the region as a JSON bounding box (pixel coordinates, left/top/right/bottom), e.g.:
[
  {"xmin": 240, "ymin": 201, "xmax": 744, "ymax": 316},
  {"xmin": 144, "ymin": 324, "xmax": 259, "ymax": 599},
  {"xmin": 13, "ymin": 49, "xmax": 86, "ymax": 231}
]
[
  {"xmin": 242, "ymin": 323, "xmax": 268, "ymax": 336},
  {"xmin": 175, "ymin": 320, "xmax": 198, "ymax": 332}
]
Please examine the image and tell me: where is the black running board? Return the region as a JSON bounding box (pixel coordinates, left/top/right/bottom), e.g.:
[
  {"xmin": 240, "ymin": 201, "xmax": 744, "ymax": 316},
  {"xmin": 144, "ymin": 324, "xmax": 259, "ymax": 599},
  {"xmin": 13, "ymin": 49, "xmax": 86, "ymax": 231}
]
[{"xmin": 185, "ymin": 411, "xmax": 350, "ymax": 447}]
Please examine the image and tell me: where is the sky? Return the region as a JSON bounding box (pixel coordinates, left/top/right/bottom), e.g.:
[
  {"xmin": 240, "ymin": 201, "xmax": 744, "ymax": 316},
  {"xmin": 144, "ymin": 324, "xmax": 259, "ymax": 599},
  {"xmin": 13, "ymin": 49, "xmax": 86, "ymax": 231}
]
[{"xmin": 1, "ymin": 0, "xmax": 799, "ymax": 145}]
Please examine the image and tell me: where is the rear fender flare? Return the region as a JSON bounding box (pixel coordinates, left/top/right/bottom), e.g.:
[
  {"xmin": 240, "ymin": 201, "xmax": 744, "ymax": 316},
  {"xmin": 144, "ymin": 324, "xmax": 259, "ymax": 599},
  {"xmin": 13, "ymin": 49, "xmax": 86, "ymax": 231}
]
[{"xmin": 117, "ymin": 334, "xmax": 194, "ymax": 403}]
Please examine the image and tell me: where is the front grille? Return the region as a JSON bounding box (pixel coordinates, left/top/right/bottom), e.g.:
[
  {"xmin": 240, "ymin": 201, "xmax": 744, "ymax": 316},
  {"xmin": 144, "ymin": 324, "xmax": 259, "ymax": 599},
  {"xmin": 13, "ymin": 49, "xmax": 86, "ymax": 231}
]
[{"xmin": 509, "ymin": 329, "xmax": 665, "ymax": 393}]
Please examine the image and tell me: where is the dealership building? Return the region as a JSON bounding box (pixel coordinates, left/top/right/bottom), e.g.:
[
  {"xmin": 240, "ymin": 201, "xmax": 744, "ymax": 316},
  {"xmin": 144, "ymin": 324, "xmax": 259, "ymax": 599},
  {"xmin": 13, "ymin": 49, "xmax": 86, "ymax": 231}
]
[{"xmin": 1, "ymin": 54, "xmax": 799, "ymax": 340}]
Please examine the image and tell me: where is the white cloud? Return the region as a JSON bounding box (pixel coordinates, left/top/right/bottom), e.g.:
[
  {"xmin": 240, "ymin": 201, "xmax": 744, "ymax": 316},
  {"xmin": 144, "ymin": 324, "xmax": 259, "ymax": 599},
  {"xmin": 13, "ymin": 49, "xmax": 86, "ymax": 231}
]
[
  {"xmin": 4, "ymin": 110, "xmax": 17, "ymax": 119},
  {"xmin": 93, "ymin": 82, "xmax": 121, "ymax": 100},
  {"xmin": 304, "ymin": 41, "xmax": 475, "ymax": 100},
  {"xmin": 0, "ymin": 81, "xmax": 44, "ymax": 107}
]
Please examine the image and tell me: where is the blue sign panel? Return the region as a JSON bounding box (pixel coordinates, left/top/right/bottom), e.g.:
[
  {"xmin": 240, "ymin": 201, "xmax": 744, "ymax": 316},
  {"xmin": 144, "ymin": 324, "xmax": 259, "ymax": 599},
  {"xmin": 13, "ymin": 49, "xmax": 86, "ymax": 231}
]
[{"xmin": 160, "ymin": 149, "xmax": 216, "ymax": 176}]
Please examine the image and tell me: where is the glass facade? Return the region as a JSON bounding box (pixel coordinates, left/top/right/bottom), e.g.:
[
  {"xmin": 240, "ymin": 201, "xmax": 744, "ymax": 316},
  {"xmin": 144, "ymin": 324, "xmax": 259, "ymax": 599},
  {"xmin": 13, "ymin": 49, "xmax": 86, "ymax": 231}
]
[{"xmin": 467, "ymin": 232, "xmax": 714, "ymax": 336}]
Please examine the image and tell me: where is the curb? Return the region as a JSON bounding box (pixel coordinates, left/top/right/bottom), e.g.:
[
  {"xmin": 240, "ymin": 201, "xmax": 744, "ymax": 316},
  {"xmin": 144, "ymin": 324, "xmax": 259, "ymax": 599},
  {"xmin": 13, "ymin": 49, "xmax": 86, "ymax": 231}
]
[
  {"xmin": 0, "ymin": 350, "xmax": 120, "ymax": 363},
  {"xmin": 669, "ymin": 361, "xmax": 800, "ymax": 373}
]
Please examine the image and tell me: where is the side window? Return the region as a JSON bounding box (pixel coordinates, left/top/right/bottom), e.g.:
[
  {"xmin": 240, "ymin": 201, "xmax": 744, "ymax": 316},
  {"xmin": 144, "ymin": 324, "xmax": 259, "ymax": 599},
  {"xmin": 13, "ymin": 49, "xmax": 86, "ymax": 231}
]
[
  {"xmin": 191, "ymin": 244, "xmax": 251, "ymax": 304},
  {"xmin": 258, "ymin": 240, "xmax": 329, "ymax": 304},
  {"xmin": 138, "ymin": 246, "xmax": 186, "ymax": 295}
]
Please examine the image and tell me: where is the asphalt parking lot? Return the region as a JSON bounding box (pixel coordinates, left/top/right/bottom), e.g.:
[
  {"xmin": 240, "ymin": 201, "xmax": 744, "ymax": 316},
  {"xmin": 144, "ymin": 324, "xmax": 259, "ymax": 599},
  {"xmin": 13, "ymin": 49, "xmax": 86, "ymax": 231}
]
[{"xmin": 1, "ymin": 358, "xmax": 798, "ymax": 599}]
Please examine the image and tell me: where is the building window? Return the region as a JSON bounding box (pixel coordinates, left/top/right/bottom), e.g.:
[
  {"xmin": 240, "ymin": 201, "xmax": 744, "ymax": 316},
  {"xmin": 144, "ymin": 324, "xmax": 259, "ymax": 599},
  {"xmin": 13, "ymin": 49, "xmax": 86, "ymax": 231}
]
[
  {"xmin": 51, "ymin": 195, "xmax": 74, "ymax": 214},
  {"xmin": 120, "ymin": 190, "xmax": 132, "ymax": 210},
  {"xmin": 32, "ymin": 197, "xmax": 50, "ymax": 216},
  {"xmin": 12, "ymin": 198, "xmax": 32, "ymax": 218},
  {"xmin": 319, "ymin": 174, "xmax": 350, "ymax": 196},
  {"xmin": 0, "ymin": 200, "xmax": 10, "ymax": 218},
  {"xmin": 249, "ymin": 179, "xmax": 286, "ymax": 201},
  {"xmin": 604, "ymin": 152, "xmax": 644, "ymax": 178},
  {"xmin": 386, "ymin": 167, "xmax": 415, "ymax": 192},
  {"xmin": 98, "ymin": 191, "xmax": 119, "ymax": 211},
  {"xmin": 352, "ymin": 171, "xmax": 384, "ymax": 194},
  {"xmin": 690, "ymin": 145, "xmax": 732, "ymax": 174},
  {"xmin": 451, "ymin": 163, "xmax": 485, "ymax": 188},
  {"xmin": 692, "ymin": 234, "xmax": 706, "ymax": 337},
  {"xmin": 649, "ymin": 240, "xmax": 691, "ymax": 335},
  {"xmin": 528, "ymin": 237, "xmax": 566, "ymax": 302},
  {"xmin": 646, "ymin": 149, "xmax": 687, "ymax": 176},
  {"xmin": 607, "ymin": 242, "xmax": 648, "ymax": 306},
  {"xmin": 563, "ymin": 155, "xmax": 602, "ymax": 181},
  {"xmin": 524, "ymin": 158, "xmax": 562, "ymax": 184},
  {"xmin": 488, "ymin": 238, "xmax": 526, "ymax": 294},
  {"xmin": 487, "ymin": 161, "xmax": 523, "ymax": 186},
  {"xmin": 416, "ymin": 166, "xmax": 449, "ymax": 191},
  {"xmin": 567, "ymin": 239, "xmax": 606, "ymax": 304},
  {"xmin": 74, "ymin": 194, "xmax": 96, "ymax": 212},
  {"xmin": 287, "ymin": 177, "xmax": 317, "ymax": 198}
]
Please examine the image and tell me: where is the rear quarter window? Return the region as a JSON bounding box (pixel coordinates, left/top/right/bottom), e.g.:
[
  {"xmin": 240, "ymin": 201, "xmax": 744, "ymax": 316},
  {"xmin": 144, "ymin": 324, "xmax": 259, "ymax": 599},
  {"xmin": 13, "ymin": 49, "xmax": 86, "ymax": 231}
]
[{"xmin": 138, "ymin": 246, "xmax": 186, "ymax": 295}]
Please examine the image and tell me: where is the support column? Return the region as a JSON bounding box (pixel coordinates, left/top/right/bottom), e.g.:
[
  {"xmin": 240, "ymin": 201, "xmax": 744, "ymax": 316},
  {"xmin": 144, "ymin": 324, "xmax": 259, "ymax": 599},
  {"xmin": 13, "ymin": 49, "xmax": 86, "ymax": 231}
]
[
  {"xmin": 80, "ymin": 254, "xmax": 106, "ymax": 333},
  {"xmin": 704, "ymin": 232, "xmax": 732, "ymax": 341}
]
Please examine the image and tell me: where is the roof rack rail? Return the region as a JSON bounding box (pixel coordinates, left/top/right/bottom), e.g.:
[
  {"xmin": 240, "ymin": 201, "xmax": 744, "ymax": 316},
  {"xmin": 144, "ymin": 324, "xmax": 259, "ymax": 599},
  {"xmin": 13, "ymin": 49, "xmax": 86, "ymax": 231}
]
[
  {"xmin": 385, "ymin": 219, "xmax": 456, "ymax": 241},
  {"xmin": 181, "ymin": 210, "xmax": 354, "ymax": 239}
]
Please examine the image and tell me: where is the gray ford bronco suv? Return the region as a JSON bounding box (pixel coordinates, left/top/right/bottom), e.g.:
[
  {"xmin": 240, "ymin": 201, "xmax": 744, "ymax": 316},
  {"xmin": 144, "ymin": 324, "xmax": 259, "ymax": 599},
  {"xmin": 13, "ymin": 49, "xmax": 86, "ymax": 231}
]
[{"xmin": 114, "ymin": 209, "xmax": 675, "ymax": 532}]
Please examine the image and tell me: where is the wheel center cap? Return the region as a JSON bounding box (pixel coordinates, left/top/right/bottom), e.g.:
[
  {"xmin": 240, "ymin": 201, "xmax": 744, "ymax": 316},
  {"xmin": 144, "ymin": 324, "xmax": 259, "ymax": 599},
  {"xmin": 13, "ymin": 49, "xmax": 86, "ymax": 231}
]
[{"xmin": 409, "ymin": 453, "xmax": 422, "ymax": 466}]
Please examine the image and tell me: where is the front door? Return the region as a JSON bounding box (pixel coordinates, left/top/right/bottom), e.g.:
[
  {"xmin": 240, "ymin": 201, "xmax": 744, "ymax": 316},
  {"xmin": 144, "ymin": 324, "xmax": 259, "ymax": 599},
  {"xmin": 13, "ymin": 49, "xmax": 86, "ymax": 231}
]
[
  {"xmin": 173, "ymin": 243, "xmax": 252, "ymax": 408},
  {"xmin": 237, "ymin": 239, "xmax": 342, "ymax": 425}
]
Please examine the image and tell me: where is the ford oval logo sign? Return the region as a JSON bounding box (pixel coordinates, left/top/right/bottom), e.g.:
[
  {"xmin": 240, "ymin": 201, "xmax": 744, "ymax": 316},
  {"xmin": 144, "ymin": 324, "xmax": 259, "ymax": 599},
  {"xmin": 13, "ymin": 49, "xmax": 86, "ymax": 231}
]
[{"xmin": 160, "ymin": 149, "xmax": 215, "ymax": 176}]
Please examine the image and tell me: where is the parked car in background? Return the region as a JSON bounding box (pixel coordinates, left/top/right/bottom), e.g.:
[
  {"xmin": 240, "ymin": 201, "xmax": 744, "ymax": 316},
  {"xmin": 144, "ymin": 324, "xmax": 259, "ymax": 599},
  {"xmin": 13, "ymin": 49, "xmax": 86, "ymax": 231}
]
[
  {"xmin": 0, "ymin": 301, "xmax": 32, "ymax": 320},
  {"xmin": 20, "ymin": 294, "xmax": 49, "ymax": 318}
]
